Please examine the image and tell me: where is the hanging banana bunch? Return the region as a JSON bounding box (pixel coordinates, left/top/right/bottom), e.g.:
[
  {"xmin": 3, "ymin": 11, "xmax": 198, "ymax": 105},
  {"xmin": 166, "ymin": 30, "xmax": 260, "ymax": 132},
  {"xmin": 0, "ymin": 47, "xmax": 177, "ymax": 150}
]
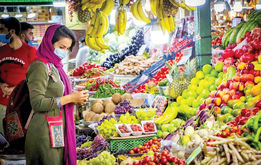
[
  {"xmin": 114, "ymin": 0, "xmax": 130, "ymax": 35},
  {"xmin": 81, "ymin": 0, "xmax": 106, "ymax": 11},
  {"xmin": 100, "ymin": 0, "xmax": 115, "ymax": 16},
  {"xmin": 130, "ymin": 0, "xmax": 151, "ymax": 23},
  {"xmin": 85, "ymin": 11, "xmax": 109, "ymax": 53}
]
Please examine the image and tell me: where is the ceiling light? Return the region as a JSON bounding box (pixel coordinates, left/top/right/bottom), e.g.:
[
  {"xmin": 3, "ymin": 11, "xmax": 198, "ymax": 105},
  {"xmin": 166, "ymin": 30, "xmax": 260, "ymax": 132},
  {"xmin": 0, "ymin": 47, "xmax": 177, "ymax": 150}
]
[
  {"xmin": 15, "ymin": 7, "xmax": 23, "ymax": 18},
  {"xmin": 27, "ymin": 7, "xmax": 37, "ymax": 19},
  {"xmin": 185, "ymin": 0, "xmax": 206, "ymax": 6},
  {"xmin": 214, "ymin": 0, "xmax": 226, "ymax": 12},
  {"xmin": 1, "ymin": 7, "xmax": 9, "ymax": 18}
]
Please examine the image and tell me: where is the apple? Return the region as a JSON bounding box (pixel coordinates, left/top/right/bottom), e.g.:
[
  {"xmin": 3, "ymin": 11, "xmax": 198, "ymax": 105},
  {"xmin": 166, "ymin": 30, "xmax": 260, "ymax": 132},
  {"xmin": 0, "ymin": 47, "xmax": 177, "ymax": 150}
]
[
  {"xmin": 222, "ymin": 94, "xmax": 231, "ymax": 103},
  {"xmin": 199, "ymin": 104, "xmax": 206, "ymax": 110},
  {"xmin": 237, "ymin": 82, "xmax": 245, "ymax": 91},
  {"xmin": 213, "ymin": 97, "xmax": 222, "ymax": 106}
]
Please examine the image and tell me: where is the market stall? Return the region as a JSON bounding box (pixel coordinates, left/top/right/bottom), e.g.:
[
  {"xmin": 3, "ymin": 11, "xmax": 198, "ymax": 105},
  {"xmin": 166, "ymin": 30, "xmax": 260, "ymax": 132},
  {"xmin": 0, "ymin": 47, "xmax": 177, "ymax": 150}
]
[{"xmin": 0, "ymin": 0, "xmax": 261, "ymax": 164}]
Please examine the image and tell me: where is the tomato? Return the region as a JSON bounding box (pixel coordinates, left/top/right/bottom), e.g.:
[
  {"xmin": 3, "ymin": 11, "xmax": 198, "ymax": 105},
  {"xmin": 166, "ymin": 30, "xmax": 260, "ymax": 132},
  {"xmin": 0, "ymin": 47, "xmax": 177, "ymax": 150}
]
[
  {"xmin": 129, "ymin": 150, "xmax": 134, "ymax": 154},
  {"xmin": 161, "ymin": 158, "xmax": 168, "ymax": 164},
  {"xmin": 161, "ymin": 150, "xmax": 169, "ymax": 157}
]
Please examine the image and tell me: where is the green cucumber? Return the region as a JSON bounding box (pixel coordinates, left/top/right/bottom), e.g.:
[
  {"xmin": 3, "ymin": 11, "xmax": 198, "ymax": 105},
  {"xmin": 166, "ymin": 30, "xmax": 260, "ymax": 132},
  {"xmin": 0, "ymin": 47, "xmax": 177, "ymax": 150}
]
[
  {"xmin": 236, "ymin": 21, "xmax": 254, "ymax": 43},
  {"xmin": 224, "ymin": 29, "xmax": 234, "ymax": 47}
]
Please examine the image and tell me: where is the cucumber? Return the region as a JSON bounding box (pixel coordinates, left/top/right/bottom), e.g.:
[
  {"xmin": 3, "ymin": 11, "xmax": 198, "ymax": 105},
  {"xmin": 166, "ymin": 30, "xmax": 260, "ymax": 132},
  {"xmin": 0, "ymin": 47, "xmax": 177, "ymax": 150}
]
[{"xmin": 229, "ymin": 22, "xmax": 245, "ymax": 44}]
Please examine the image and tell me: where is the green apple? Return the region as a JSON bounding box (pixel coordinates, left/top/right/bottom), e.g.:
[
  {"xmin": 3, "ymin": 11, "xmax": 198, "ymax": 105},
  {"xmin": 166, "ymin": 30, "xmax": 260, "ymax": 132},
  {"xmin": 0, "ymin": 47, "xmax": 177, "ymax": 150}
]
[
  {"xmin": 215, "ymin": 62, "xmax": 224, "ymax": 72},
  {"xmin": 210, "ymin": 70, "xmax": 218, "ymax": 77},
  {"xmin": 191, "ymin": 78, "xmax": 199, "ymax": 85},
  {"xmin": 202, "ymin": 64, "xmax": 213, "ymax": 74},
  {"xmin": 196, "ymin": 71, "xmax": 205, "ymax": 80}
]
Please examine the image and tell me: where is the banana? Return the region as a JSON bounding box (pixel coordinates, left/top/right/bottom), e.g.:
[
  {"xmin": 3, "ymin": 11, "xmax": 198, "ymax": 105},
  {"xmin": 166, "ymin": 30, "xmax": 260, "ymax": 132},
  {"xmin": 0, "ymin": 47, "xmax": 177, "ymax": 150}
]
[
  {"xmin": 150, "ymin": 0, "xmax": 157, "ymax": 16},
  {"xmin": 119, "ymin": 0, "xmax": 130, "ymax": 5},
  {"xmin": 137, "ymin": 0, "xmax": 151, "ymax": 23},
  {"xmin": 115, "ymin": 7, "xmax": 120, "ymax": 35},
  {"xmin": 86, "ymin": 15, "xmax": 96, "ymax": 35},
  {"xmin": 101, "ymin": 0, "xmax": 115, "ymax": 15},
  {"xmin": 102, "ymin": 12, "xmax": 109, "ymax": 35},
  {"xmin": 155, "ymin": 103, "xmax": 178, "ymax": 124},
  {"xmin": 130, "ymin": 1, "xmax": 142, "ymax": 21},
  {"xmin": 119, "ymin": 6, "xmax": 127, "ymax": 35},
  {"xmin": 156, "ymin": 0, "xmax": 166, "ymax": 32},
  {"xmin": 97, "ymin": 12, "xmax": 106, "ymax": 37},
  {"xmin": 90, "ymin": 12, "xmax": 101, "ymax": 37},
  {"xmin": 168, "ymin": 15, "xmax": 175, "ymax": 32},
  {"xmin": 95, "ymin": 37, "xmax": 109, "ymax": 49},
  {"xmin": 163, "ymin": 16, "xmax": 171, "ymax": 33},
  {"xmin": 87, "ymin": 35, "xmax": 102, "ymax": 51},
  {"xmin": 168, "ymin": 0, "xmax": 180, "ymax": 7}
]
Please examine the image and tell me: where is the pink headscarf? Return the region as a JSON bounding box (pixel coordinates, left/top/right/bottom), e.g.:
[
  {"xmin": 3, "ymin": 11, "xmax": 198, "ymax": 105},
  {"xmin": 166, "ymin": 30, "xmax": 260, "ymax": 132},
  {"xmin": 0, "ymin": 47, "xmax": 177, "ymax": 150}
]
[{"xmin": 36, "ymin": 24, "xmax": 76, "ymax": 165}]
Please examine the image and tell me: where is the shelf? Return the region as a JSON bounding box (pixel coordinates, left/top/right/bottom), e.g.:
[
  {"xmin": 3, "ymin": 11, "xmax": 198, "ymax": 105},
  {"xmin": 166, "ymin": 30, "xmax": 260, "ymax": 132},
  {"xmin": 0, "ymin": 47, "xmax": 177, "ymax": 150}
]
[{"xmin": 28, "ymin": 21, "xmax": 57, "ymax": 25}]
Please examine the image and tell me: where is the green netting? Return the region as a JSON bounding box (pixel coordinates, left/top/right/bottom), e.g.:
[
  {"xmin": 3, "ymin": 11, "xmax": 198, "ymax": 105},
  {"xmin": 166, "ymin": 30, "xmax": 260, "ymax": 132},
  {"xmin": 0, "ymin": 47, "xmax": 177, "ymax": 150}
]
[{"xmin": 109, "ymin": 136, "xmax": 155, "ymax": 152}]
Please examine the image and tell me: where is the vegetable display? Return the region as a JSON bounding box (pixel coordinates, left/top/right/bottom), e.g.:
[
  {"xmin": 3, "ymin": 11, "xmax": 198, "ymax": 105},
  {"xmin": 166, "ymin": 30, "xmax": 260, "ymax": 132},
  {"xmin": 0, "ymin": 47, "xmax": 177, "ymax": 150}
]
[{"xmin": 92, "ymin": 84, "xmax": 125, "ymax": 98}]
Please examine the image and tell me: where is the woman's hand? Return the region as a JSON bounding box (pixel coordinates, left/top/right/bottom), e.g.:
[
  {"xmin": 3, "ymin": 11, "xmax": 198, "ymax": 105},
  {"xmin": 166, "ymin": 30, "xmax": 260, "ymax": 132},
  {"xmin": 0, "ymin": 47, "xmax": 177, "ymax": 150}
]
[{"xmin": 70, "ymin": 90, "xmax": 89, "ymax": 105}]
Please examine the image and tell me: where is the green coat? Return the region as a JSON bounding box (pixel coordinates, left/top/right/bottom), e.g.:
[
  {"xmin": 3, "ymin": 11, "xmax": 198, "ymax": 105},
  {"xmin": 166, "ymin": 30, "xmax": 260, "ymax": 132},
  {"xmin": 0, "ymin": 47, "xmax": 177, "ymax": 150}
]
[{"xmin": 25, "ymin": 61, "xmax": 66, "ymax": 165}]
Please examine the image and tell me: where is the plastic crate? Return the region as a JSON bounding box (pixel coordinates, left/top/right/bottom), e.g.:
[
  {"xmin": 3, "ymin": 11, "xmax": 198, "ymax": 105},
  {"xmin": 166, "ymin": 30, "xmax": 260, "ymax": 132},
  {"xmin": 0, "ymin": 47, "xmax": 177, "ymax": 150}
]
[{"xmin": 108, "ymin": 135, "xmax": 155, "ymax": 152}]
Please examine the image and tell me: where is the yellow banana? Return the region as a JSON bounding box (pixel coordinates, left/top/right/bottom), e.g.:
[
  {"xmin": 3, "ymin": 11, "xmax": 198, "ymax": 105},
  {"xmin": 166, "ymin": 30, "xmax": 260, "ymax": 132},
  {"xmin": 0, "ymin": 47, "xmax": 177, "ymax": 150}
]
[
  {"xmin": 168, "ymin": 15, "xmax": 175, "ymax": 32},
  {"xmin": 150, "ymin": 0, "xmax": 157, "ymax": 16},
  {"xmin": 169, "ymin": 0, "xmax": 180, "ymax": 7},
  {"xmin": 101, "ymin": 12, "xmax": 109, "ymax": 35},
  {"xmin": 155, "ymin": 103, "xmax": 178, "ymax": 124},
  {"xmin": 130, "ymin": 1, "xmax": 142, "ymax": 21},
  {"xmin": 97, "ymin": 12, "xmax": 106, "ymax": 37},
  {"xmin": 137, "ymin": 0, "xmax": 151, "ymax": 23},
  {"xmin": 119, "ymin": 6, "xmax": 127, "ymax": 35},
  {"xmin": 95, "ymin": 37, "xmax": 109, "ymax": 49},
  {"xmin": 115, "ymin": 7, "xmax": 120, "ymax": 35},
  {"xmin": 156, "ymin": 0, "xmax": 166, "ymax": 32},
  {"xmin": 86, "ymin": 15, "xmax": 96, "ymax": 35},
  {"xmin": 90, "ymin": 12, "xmax": 101, "ymax": 37},
  {"xmin": 179, "ymin": 3, "xmax": 193, "ymax": 11},
  {"xmin": 163, "ymin": 16, "xmax": 171, "ymax": 33},
  {"xmin": 101, "ymin": 0, "xmax": 115, "ymax": 15},
  {"xmin": 87, "ymin": 35, "xmax": 102, "ymax": 51}
]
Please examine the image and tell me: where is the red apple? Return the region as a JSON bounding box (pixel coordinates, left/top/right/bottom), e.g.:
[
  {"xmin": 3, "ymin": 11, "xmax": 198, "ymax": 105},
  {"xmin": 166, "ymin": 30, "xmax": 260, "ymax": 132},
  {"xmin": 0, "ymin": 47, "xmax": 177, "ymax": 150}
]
[{"xmin": 222, "ymin": 94, "xmax": 231, "ymax": 103}]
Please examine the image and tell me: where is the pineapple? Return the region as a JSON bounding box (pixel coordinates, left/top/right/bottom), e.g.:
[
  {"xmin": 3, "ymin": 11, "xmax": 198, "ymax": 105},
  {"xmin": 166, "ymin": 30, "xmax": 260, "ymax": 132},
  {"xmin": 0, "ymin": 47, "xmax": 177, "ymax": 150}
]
[
  {"xmin": 183, "ymin": 59, "xmax": 197, "ymax": 87},
  {"xmin": 163, "ymin": 0, "xmax": 179, "ymax": 16},
  {"xmin": 167, "ymin": 63, "xmax": 184, "ymax": 98},
  {"xmin": 78, "ymin": 7, "xmax": 92, "ymax": 23},
  {"xmin": 167, "ymin": 59, "xmax": 196, "ymax": 99}
]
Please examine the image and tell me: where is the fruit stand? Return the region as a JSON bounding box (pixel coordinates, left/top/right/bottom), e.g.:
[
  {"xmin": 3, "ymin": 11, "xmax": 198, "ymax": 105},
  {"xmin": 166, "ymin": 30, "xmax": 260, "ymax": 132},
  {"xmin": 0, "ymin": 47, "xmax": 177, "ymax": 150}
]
[{"xmin": 64, "ymin": 0, "xmax": 261, "ymax": 164}]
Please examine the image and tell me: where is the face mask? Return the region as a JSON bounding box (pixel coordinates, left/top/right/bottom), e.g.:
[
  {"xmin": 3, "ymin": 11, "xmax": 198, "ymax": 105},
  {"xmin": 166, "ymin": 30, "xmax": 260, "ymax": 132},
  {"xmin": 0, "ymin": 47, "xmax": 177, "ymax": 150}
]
[
  {"xmin": 27, "ymin": 41, "xmax": 34, "ymax": 46},
  {"xmin": 54, "ymin": 48, "xmax": 68, "ymax": 60},
  {"xmin": 0, "ymin": 34, "xmax": 10, "ymax": 43}
]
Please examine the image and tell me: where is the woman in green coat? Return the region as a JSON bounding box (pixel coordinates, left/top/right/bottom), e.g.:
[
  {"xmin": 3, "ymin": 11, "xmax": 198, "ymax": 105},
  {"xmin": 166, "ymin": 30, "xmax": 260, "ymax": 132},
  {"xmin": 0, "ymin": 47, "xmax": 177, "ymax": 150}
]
[{"xmin": 25, "ymin": 25, "xmax": 88, "ymax": 165}]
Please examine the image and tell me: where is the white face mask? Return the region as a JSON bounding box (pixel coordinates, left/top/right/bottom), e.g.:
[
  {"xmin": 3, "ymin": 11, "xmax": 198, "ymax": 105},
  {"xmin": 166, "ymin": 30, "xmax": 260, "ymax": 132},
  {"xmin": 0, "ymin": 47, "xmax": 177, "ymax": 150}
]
[{"xmin": 54, "ymin": 48, "xmax": 68, "ymax": 60}]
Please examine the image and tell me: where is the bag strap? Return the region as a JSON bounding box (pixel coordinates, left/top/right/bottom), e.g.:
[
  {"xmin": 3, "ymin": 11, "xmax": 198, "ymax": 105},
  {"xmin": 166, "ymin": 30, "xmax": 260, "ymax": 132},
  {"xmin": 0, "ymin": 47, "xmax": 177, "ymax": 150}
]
[{"xmin": 24, "ymin": 63, "xmax": 52, "ymax": 130}]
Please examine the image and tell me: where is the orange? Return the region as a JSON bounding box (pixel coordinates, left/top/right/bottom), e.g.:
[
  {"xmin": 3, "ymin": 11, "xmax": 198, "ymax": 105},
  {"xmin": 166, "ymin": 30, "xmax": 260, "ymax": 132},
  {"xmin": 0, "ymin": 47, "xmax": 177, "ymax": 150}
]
[{"xmin": 251, "ymin": 85, "xmax": 261, "ymax": 96}]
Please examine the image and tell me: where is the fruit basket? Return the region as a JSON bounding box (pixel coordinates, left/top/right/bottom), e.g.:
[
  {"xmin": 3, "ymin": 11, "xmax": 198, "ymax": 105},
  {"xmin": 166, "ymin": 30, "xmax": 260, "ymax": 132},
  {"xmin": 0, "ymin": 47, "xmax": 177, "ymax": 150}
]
[
  {"xmin": 128, "ymin": 124, "xmax": 143, "ymax": 136},
  {"xmin": 141, "ymin": 120, "xmax": 157, "ymax": 135},
  {"xmin": 108, "ymin": 134, "xmax": 155, "ymax": 152},
  {"xmin": 115, "ymin": 124, "xmax": 132, "ymax": 137}
]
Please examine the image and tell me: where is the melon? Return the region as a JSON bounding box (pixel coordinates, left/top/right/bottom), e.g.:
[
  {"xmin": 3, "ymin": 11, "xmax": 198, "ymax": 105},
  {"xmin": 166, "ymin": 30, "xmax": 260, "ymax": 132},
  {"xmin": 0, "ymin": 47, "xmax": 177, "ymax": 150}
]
[
  {"xmin": 121, "ymin": 93, "xmax": 133, "ymax": 101},
  {"xmin": 91, "ymin": 103, "xmax": 104, "ymax": 114},
  {"xmin": 93, "ymin": 100, "xmax": 103, "ymax": 105},
  {"xmin": 112, "ymin": 93, "xmax": 121, "ymax": 104},
  {"xmin": 84, "ymin": 111, "xmax": 95, "ymax": 121},
  {"xmin": 103, "ymin": 99, "xmax": 113, "ymax": 106},
  {"xmin": 105, "ymin": 103, "xmax": 116, "ymax": 113}
]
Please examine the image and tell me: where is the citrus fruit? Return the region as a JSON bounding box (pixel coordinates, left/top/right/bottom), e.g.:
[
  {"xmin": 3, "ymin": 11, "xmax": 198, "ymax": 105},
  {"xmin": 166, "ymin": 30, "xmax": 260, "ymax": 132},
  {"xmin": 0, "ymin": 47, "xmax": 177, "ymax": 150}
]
[{"xmin": 196, "ymin": 71, "xmax": 204, "ymax": 80}]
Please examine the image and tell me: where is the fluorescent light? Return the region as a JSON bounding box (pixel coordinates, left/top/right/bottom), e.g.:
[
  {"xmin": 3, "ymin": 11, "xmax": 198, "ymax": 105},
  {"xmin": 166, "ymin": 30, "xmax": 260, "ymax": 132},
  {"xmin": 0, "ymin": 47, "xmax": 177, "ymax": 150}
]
[
  {"xmin": 27, "ymin": 13, "xmax": 37, "ymax": 19},
  {"xmin": 53, "ymin": 1, "xmax": 66, "ymax": 7},
  {"xmin": 15, "ymin": 7, "xmax": 23, "ymax": 18},
  {"xmin": 1, "ymin": 7, "xmax": 9, "ymax": 18},
  {"xmin": 151, "ymin": 30, "xmax": 169, "ymax": 45},
  {"xmin": 214, "ymin": 3, "xmax": 226, "ymax": 12},
  {"xmin": 234, "ymin": 1, "xmax": 242, "ymax": 12},
  {"xmin": 185, "ymin": 0, "xmax": 206, "ymax": 6}
]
